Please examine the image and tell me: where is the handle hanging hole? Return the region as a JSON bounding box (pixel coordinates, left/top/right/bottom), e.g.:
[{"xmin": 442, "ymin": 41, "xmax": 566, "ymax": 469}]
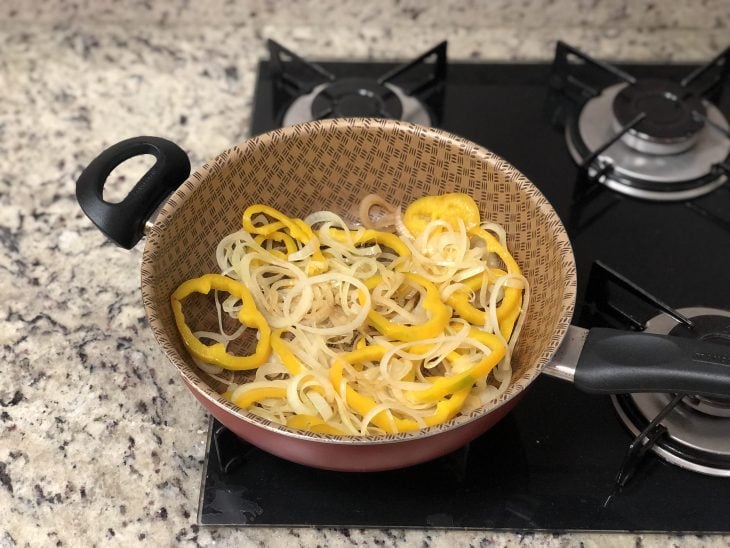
[{"xmin": 102, "ymin": 154, "xmax": 158, "ymax": 203}]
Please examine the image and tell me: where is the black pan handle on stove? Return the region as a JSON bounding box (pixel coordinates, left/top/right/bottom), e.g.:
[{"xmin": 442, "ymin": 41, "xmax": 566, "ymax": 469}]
[
  {"xmin": 546, "ymin": 326, "xmax": 730, "ymax": 398},
  {"xmin": 76, "ymin": 136, "xmax": 191, "ymax": 249}
]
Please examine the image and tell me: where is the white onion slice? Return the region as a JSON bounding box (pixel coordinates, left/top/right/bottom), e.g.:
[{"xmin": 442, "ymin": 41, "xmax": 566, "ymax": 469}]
[{"xmin": 190, "ymin": 195, "xmax": 529, "ymax": 436}]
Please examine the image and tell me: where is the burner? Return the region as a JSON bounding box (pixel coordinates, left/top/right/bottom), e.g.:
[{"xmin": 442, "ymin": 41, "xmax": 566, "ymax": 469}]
[
  {"xmin": 612, "ymin": 307, "xmax": 730, "ymax": 477},
  {"xmin": 612, "ymin": 79, "xmax": 707, "ymax": 154},
  {"xmin": 550, "ymin": 42, "xmax": 730, "ymax": 202},
  {"xmin": 310, "ymin": 78, "xmax": 403, "ymax": 120},
  {"xmin": 567, "ymin": 83, "xmax": 730, "ymax": 201},
  {"xmin": 269, "ymin": 40, "xmax": 445, "ymax": 128},
  {"xmin": 283, "ymin": 80, "xmax": 431, "ymax": 127}
]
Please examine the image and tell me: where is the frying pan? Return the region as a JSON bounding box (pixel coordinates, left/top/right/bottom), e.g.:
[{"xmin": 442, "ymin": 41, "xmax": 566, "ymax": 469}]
[{"xmin": 76, "ymin": 118, "xmax": 730, "ymax": 472}]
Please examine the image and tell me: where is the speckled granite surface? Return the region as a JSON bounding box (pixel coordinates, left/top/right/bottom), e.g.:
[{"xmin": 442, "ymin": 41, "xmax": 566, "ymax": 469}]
[{"xmin": 1, "ymin": 1, "xmax": 729, "ymax": 546}]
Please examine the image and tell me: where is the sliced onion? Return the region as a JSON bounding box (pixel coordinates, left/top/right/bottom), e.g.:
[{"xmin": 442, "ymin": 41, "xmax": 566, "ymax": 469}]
[{"xmin": 195, "ymin": 195, "xmax": 529, "ymax": 436}]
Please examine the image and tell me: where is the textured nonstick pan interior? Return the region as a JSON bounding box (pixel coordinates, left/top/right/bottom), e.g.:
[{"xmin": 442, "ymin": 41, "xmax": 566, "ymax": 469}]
[{"xmin": 140, "ymin": 118, "xmax": 576, "ymax": 441}]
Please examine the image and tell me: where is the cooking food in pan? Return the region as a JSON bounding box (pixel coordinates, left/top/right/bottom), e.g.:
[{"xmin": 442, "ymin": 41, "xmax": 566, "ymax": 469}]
[
  {"xmin": 76, "ymin": 119, "xmax": 730, "ymax": 471},
  {"xmin": 171, "ymin": 194, "xmax": 528, "ymax": 436}
]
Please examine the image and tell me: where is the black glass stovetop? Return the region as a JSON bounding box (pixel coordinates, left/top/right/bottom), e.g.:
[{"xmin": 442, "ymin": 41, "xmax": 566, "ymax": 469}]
[{"xmin": 199, "ymin": 57, "xmax": 730, "ymax": 532}]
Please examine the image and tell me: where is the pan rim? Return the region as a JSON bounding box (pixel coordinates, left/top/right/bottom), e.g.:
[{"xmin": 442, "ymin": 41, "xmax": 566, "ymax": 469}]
[{"xmin": 142, "ymin": 117, "xmax": 577, "ymax": 445}]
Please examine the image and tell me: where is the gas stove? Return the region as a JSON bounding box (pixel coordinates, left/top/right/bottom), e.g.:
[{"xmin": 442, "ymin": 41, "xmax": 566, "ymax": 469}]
[{"xmin": 198, "ymin": 40, "xmax": 730, "ymax": 532}]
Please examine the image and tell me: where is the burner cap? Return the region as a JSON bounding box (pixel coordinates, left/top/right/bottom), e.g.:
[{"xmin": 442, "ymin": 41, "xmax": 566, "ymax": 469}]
[
  {"xmin": 311, "ymin": 78, "xmax": 404, "ymax": 120},
  {"xmin": 612, "ymin": 79, "xmax": 706, "ymax": 153}
]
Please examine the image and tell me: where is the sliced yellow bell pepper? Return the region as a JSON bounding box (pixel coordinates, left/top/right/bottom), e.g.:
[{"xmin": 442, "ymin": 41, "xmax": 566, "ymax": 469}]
[
  {"xmin": 328, "ymin": 227, "xmax": 411, "ymax": 260},
  {"xmin": 498, "ymin": 298, "xmax": 522, "ymax": 341},
  {"xmin": 286, "ymin": 414, "xmax": 346, "ymax": 435},
  {"xmin": 360, "ymin": 273, "xmax": 450, "ymax": 342},
  {"xmin": 469, "ymin": 227, "xmax": 521, "ymax": 274},
  {"xmin": 405, "ymin": 327, "xmax": 506, "ymax": 404},
  {"xmin": 270, "ymin": 330, "xmax": 329, "ymax": 398},
  {"xmin": 270, "ymin": 328, "xmax": 303, "ymax": 375},
  {"xmin": 465, "ymin": 227, "xmax": 524, "ymax": 337},
  {"xmin": 242, "ymin": 204, "xmax": 327, "ymax": 274},
  {"xmin": 254, "ymin": 230, "xmax": 299, "ymax": 257},
  {"xmin": 330, "ymin": 346, "xmax": 471, "ymax": 433},
  {"xmin": 354, "ymin": 336, "xmax": 368, "ymax": 351},
  {"xmin": 242, "ymin": 204, "xmax": 305, "ymax": 239},
  {"xmin": 403, "ymin": 193, "xmax": 481, "ymax": 236},
  {"xmin": 446, "ymin": 268, "xmax": 523, "ymax": 338},
  {"xmin": 340, "ymin": 344, "xmax": 387, "ymax": 370},
  {"xmin": 231, "ymin": 386, "xmax": 286, "ymax": 407},
  {"xmin": 171, "ymin": 273, "xmax": 271, "ymax": 370}
]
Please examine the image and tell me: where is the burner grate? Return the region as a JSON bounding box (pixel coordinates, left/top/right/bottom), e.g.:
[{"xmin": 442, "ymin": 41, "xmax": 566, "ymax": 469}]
[
  {"xmin": 268, "ymin": 39, "xmax": 446, "ymax": 127},
  {"xmin": 581, "ymin": 264, "xmax": 730, "ymax": 482},
  {"xmin": 549, "ymin": 41, "xmax": 730, "ymax": 201}
]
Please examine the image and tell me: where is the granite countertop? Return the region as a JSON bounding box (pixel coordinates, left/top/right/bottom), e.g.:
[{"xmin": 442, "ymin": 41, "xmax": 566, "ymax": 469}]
[{"xmin": 1, "ymin": 1, "xmax": 729, "ymax": 546}]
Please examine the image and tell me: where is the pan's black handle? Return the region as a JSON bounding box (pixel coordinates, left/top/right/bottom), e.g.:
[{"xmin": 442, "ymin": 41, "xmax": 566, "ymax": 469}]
[
  {"xmin": 76, "ymin": 136, "xmax": 191, "ymax": 249},
  {"xmin": 574, "ymin": 328, "xmax": 730, "ymax": 398}
]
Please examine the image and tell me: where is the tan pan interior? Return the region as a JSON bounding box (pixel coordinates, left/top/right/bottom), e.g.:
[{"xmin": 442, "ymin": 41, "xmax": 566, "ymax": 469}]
[{"xmin": 141, "ymin": 118, "xmax": 577, "ymax": 441}]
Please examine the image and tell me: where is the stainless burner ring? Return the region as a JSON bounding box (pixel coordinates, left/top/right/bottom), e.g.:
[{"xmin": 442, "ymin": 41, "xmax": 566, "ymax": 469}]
[{"xmin": 567, "ymin": 84, "xmax": 730, "ymax": 201}]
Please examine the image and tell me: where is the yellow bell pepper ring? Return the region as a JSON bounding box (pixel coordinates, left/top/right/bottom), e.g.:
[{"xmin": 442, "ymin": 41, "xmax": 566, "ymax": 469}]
[
  {"xmin": 286, "ymin": 414, "xmax": 347, "ymax": 435},
  {"xmin": 403, "ymin": 193, "xmax": 481, "ymax": 236},
  {"xmin": 242, "ymin": 204, "xmax": 306, "ymax": 239},
  {"xmin": 446, "ymin": 269, "xmax": 523, "ymax": 337},
  {"xmin": 231, "ymin": 386, "xmax": 286, "ymax": 408},
  {"xmin": 171, "ymin": 273, "xmax": 271, "ymax": 370},
  {"xmin": 330, "ymin": 347, "xmax": 472, "ymax": 433},
  {"xmin": 360, "ymin": 273, "xmax": 451, "ymax": 342},
  {"xmin": 469, "ymin": 227, "xmax": 521, "ymax": 275},
  {"xmin": 253, "ymin": 231, "xmax": 299, "ymax": 256},
  {"xmin": 242, "ymin": 204, "xmax": 328, "ymax": 274},
  {"xmin": 405, "ymin": 327, "xmax": 506, "ymax": 404},
  {"xmin": 270, "ymin": 328, "xmax": 304, "ymax": 375},
  {"xmin": 328, "ymin": 227, "xmax": 411, "ymax": 260},
  {"xmin": 463, "ymin": 227, "xmax": 524, "ymax": 337}
]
